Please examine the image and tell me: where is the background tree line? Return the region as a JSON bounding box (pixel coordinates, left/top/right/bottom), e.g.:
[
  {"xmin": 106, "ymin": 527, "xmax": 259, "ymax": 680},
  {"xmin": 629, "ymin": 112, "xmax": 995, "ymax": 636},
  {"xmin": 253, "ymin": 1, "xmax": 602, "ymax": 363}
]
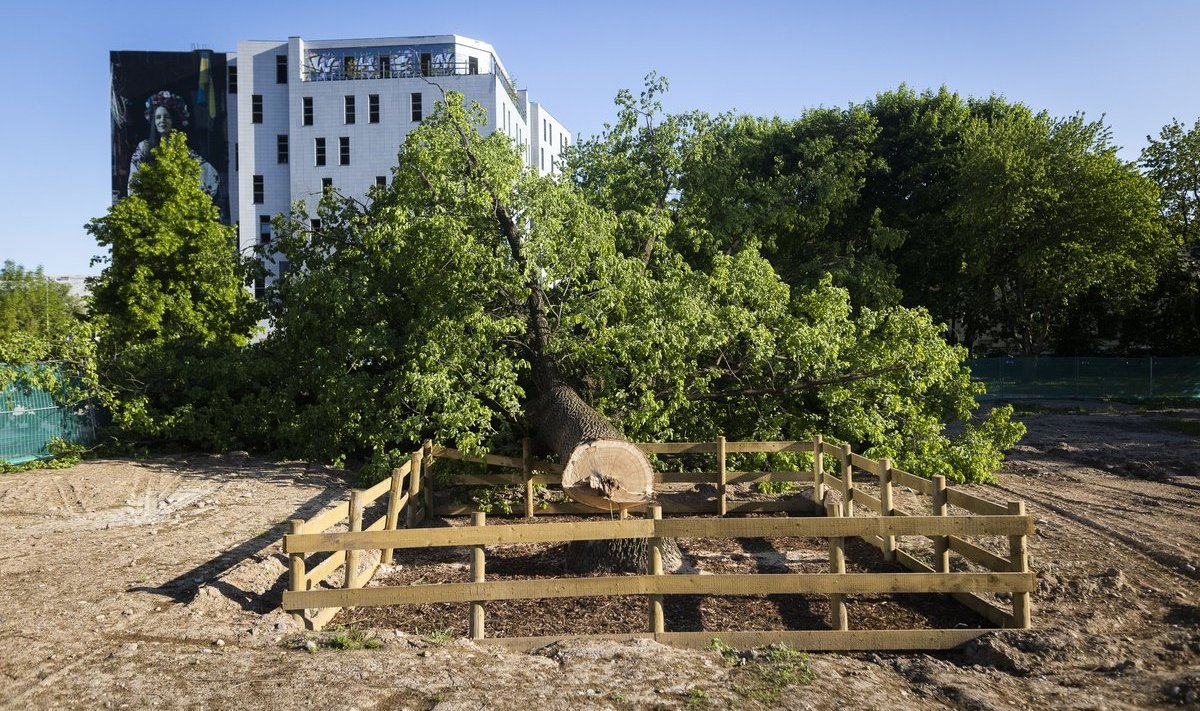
[
  {"xmin": 583, "ymin": 80, "xmax": 1194, "ymax": 357},
  {"xmin": 6, "ymin": 80, "xmax": 1199, "ymax": 480}
]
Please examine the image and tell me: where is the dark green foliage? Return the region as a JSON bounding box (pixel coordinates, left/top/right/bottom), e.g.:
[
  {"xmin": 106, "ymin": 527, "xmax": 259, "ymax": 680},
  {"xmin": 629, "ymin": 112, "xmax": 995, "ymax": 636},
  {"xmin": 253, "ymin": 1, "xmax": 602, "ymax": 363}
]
[
  {"xmin": 1135, "ymin": 118, "xmax": 1200, "ymax": 354},
  {"xmin": 952, "ymin": 108, "xmax": 1166, "ymax": 355},
  {"xmin": 570, "ymin": 81, "xmax": 1169, "ymax": 356}
]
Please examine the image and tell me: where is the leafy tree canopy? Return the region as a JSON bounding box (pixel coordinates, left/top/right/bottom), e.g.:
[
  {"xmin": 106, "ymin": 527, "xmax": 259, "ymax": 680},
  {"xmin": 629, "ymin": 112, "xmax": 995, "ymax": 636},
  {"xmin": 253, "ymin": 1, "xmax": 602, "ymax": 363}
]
[
  {"xmin": 570, "ymin": 80, "xmax": 1168, "ymax": 355},
  {"xmin": 953, "ymin": 108, "xmax": 1166, "ymax": 354},
  {"xmin": 261, "ymin": 91, "xmax": 1022, "ymax": 482},
  {"xmin": 0, "ymin": 261, "xmax": 83, "ymax": 340},
  {"xmin": 84, "ymin": 131, "xmax": 258, "ymax": 444},
  {"xmin": 1135, "ymin": 118, "xmax": 1200, "ymax": 352}
]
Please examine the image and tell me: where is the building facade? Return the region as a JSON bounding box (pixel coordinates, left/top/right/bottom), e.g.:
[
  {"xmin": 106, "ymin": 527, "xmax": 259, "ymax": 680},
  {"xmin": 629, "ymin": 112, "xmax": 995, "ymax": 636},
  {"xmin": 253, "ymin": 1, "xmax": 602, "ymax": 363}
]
[{"xmin": 110, "ymin": 35, "xmax": 569, "ymax": 288}]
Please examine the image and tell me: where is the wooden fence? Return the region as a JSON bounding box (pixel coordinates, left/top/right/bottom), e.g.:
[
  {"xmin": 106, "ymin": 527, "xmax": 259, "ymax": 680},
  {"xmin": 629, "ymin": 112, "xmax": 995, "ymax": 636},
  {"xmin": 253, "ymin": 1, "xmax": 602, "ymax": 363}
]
[
  {"xmin": 431, "ymin": 436, "xmax": 821, "ymax": 516},
  {"xmin": 281, "ymin": 436, "xmax": 1033, "ymax": 648},
  {"xmin": 285, "ymin": 440, "xmax": 433, "ymax": 630}
]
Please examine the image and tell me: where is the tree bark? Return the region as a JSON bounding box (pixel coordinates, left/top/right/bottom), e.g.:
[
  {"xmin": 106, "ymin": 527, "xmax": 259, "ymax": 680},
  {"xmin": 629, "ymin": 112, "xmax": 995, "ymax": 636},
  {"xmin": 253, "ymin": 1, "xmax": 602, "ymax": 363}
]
[
  {"xmin": 532, "ymin": 384, "xmax": 683, "ymax": 573},
  {"xmin": 534, "ymin": 385, "xmax": 654, "ymax": 510},
  {"xmin": 565, "ymin": 536, "xmax": 683, "ymax": 574}
]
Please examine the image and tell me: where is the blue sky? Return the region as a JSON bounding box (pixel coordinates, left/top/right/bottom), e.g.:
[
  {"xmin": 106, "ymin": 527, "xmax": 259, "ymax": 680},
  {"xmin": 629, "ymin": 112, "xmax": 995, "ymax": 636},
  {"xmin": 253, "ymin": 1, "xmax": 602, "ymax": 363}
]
[{"xmin": 2, "ymin": 0, "xmax": 1198, "ymax": 276}]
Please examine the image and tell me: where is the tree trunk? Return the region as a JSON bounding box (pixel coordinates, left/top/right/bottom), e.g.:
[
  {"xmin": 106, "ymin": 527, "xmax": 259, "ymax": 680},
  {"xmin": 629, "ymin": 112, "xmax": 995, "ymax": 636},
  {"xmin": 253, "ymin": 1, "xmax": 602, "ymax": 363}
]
[
  {"xmin": 448, "ymin": 121, "xmax": 679, "ymax": 572},
  {"xmin": 565, "ymin": 536, "xmax": 683, "ymax": 574},
  {"xmin": 534, "ymin": 385, "xmax": 654, "ymax": 510},
  {"xmin": 532, "ymin": 384, "xmax": 682, "ymax": 573}
]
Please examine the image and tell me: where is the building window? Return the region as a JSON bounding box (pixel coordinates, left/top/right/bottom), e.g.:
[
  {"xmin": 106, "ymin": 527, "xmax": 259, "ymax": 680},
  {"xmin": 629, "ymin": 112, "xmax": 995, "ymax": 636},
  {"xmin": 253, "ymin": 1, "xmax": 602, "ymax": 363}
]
[
  {"xmin": 321, "ymin": 177, "xmax": 333, "ymax": 192},
  {"xmin": 234, "ymin": 142, "xmax": 238, "ymax": 171},
  {"xmin": 310, "ymin": 218, "xmax": 321, "ymax": 235},
  {"xmin": 375, "ymin": 176, "xmax": 386, "ymax": 187},
  {"xmin": 420, "ymin": 52, "xmax": 431, "ymax": 76},
  {"xmin": 339, "ymin": 136, "xmax": 350, "ymax": 166},
  {"xmin": 253, "ymin": 175, "xmax": 264, "ymax": 204},
  {"xmin": 378, "ymin": 55, "xmax": 391, "ymax": 78},
  {"xmin": 368, "ymin": 94, "xmax": 380, "ymax": 123},
  {"xmin": 278, "ymin": 259, "xmax": 290, "ymax": 277},
  {"xmin": 543, "ymin": 119, "xmax": 547, "ymax": 141},
  {"xmin": 276, "ymin": 134, "xmax": 289, "ymax": 164},
  {"xmin": 251, "ymin": 95, "xmax": 263, "ymax": 123},
  {"xmin": 228, "ymin": 65, "xmax": 237, "ymax": 94},
  {"xmin": 344, "ymin": 95, "xmax": 356, "ymax": 124},
  {"xmin": 302, "ymin": 97, "xmax": 313, "ymax": 126},
  {"xmin": 344, "ymin": 55, "xmax": 357, "ymax": 79},
  {"xmin": 314, "ymin": 137, "xmax": 326, "ymax": 166},
  {"xmin": 259, "ymin": 215, "xmax": 272, "ymax": 243},
  {"xmin": 540, "ymin": 147, "xmax": 545, "ymax": 170},
  {"xmin": 276, "ymin": 54, "xmax": 288, "ymax": 84},
  {"xmin": 411, "ymin": 92, "xmax": 423, "ymax": 122},
  {"xmin": 468, "ymin": 57, "xmax": 479, "ymax": 74},
  {"xmin": 254, "ymin": 276, "xmax": 265, "ymax": 301}
]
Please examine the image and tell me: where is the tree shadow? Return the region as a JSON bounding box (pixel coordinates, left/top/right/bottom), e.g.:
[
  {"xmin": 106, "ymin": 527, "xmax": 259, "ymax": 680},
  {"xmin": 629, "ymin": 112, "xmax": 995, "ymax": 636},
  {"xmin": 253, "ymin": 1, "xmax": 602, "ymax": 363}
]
[{"xmin": 125, "ymin": 457, "xmax": 351, "ymax": 613}]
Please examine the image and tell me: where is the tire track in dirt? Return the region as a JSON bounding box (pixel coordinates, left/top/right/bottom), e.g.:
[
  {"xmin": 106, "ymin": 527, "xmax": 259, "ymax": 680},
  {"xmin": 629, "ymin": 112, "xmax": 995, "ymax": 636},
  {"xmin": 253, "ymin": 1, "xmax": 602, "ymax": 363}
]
[
  {"xmin": 1085, "ymin": 480, "xmax": 1200, "ymax": 525},
  {"xmin": 991, "ymin": 478, "xmax": 1200, "ymax": 583}
]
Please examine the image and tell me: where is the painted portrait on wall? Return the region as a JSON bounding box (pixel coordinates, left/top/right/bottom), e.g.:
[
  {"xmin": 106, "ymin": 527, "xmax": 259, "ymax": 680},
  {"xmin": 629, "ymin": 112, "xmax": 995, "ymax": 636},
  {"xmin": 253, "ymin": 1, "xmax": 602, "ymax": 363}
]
[{"xmin": 110, "ymin": 50, "xmax": 230, "ymax": 221}]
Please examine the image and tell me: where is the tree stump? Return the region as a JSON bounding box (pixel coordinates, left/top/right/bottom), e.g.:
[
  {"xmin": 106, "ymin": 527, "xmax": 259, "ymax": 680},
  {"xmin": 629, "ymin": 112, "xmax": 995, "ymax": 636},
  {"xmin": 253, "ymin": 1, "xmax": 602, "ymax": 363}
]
[
  {"xmin": 534, "ymin": 384, "xmax": 681, "ymax": 572},
  {"xmin": 535, "ymin": 385, "xmax": 654, "ymax": 509}
]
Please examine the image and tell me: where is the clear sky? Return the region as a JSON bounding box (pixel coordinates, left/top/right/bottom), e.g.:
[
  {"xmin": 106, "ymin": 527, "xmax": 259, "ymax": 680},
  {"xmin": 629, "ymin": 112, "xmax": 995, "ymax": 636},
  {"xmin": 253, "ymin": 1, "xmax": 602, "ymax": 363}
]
[{"xmin": 2, "ymin": 0, "xmax": 1198, "ymax": 276}]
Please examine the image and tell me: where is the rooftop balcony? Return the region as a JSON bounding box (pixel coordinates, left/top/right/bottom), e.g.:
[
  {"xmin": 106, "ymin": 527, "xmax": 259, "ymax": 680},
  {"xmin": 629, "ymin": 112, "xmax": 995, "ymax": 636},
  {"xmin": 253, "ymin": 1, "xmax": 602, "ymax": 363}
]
[{"xmin": 302, "ymin": 49, "xmax": 523, "ymax": 117}]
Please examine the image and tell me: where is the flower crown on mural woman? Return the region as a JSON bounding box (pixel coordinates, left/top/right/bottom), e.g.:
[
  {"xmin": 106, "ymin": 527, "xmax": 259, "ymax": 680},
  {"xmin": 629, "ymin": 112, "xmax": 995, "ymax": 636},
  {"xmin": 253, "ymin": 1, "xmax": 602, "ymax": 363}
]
[{"xmin": 128, "ymin": 90, "xmax": 220, "ymax": 198}]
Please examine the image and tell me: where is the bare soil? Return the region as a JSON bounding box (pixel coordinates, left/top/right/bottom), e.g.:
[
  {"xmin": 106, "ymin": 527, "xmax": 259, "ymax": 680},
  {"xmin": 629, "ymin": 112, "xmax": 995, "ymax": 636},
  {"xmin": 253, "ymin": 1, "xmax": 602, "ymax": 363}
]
[{"xmin": 1, "ymin": 402, "xmax": 1198, "ymax": 710}]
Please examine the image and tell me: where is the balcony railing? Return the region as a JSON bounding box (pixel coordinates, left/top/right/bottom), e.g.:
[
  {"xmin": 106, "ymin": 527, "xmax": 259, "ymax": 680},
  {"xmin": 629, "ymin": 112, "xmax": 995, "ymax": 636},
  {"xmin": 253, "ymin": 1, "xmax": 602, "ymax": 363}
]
[
  {"xmin": 302, "ymin": 53, "xmax": 525, "ymax": 120},
  {"xmin": 303, "ymin": 60, "xmax": 480, "ymax": 82}
]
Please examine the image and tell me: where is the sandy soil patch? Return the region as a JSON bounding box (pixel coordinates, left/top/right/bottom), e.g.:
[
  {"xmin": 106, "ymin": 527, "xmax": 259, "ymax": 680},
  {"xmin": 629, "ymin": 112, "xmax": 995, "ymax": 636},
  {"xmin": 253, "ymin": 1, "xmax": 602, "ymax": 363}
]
[{"xmin": 1, "ymin": 404, "xmax": 1197, "ymax": 710}]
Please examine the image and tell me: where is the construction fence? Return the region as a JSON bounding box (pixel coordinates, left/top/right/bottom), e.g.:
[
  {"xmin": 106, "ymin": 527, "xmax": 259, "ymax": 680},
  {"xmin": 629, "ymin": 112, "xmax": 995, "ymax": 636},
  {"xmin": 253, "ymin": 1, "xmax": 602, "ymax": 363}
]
[
  {"xmin": 0, "ymin": 362, "xmax": 96, "ymax": 465},
  {"xmin": 968, "ymin": 356, "xmax": 1200, "ymax": 400}
]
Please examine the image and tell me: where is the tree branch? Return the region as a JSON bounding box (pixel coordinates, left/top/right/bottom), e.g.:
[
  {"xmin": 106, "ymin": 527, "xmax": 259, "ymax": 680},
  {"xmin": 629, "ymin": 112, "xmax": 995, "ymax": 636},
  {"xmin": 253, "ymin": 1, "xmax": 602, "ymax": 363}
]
[{"xmin": 686, "ymin": 364, "xmax": 908, "ymax": 402}]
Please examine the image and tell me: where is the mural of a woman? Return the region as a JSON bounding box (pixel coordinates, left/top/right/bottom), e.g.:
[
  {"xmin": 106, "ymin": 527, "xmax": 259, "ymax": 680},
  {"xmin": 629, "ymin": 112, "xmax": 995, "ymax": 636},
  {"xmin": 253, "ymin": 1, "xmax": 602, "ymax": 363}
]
[{"xmin": 128, "ymin": 90, "xmax": 220, "ymax": 198}]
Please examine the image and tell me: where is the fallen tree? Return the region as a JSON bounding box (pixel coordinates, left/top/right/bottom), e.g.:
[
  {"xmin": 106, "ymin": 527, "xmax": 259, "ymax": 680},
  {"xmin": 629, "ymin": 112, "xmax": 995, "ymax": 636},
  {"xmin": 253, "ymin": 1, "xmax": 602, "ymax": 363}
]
[{"xmin": 262, "ymin": 91, "xmax": 1024, "ymax": 544}]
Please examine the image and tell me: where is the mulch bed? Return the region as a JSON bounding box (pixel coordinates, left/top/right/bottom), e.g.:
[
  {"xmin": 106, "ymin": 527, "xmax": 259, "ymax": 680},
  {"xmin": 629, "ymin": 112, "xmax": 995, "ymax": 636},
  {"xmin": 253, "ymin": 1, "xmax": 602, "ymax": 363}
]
[{"xmin": 333, "ymin": 511, "xmax": 991, "ymax": 639}]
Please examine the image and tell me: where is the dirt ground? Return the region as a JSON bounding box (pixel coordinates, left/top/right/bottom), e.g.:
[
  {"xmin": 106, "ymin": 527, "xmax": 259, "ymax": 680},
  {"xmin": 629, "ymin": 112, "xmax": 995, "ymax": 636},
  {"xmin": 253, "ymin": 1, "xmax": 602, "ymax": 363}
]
[{"xmin": 1, "ymin": 401, "xmax": 1198, "ymax": 710}]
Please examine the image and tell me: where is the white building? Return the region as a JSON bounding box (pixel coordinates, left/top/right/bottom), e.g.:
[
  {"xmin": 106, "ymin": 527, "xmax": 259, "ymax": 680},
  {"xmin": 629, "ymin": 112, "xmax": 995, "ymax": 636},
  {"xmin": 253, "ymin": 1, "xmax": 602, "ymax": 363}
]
[{"xmin": 225, "ymin": 35, "xmax": 570, "ymax": 286}]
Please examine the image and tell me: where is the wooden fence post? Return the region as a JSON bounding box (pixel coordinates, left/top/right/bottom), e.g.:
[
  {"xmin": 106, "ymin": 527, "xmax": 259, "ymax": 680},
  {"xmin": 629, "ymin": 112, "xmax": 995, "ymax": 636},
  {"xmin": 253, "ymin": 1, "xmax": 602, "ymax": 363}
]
[
  {"xmin": 422, "ymin": 439, "xmax": 434, "ymax": 518},
  {"xmin": 470, "ymin": 511, "xmax": 486, "ymax": 640},
  {"xmin": 648, "ymin": 504, "xmax": 665, "ymax": 634},
  {"xmin": 879, "ymin": 458, "xmax": 896, "ymax": 562},
  {"xmin": 717, "ymin": 435, "xmax": 728, "ymax": 517},
  {"xmin": 932, "ymin": 475, "xmax": 949, "ymax": 573},
  {"xmin": 824, "ymin": 494, "xmax": 848, "ymax": 631},
  {"xmin": 840, "ymin": 444, "xmax": 854, "ymax": 517},
  {"xmin": 288, "ymin": 519, "xmax": 307, "ymax": 626},
  {"xmin": 345, "ymin": 490, "xmax": 364, "ymax": 589},
  {"xmin": 523, "ymin": 437, "xmax": 534, "ymax": 519},
  {"xmin": 812, "ymin": 435, "xmax": 825, "ymax": 508},
  {"xmin": 1008, "ymin": 501, "xmax": 1031, "ymax": 629},
  {"xmin": 407, "ymin": 448, "xmax": 424, "ymax": 529},
  {"xmin": 383, "ymin": 466, "xmax": 404, "ymax": 564}
]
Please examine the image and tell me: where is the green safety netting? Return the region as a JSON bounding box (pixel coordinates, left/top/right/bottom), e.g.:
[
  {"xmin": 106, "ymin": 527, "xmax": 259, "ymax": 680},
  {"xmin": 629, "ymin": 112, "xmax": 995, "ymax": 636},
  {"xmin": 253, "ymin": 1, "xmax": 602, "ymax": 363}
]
[
  {"xmin": 1, "ymin": 363, "xmax": 95, "ymax": 465},
  {"xmin": 968, "ymin": 357, "xmax": 1200, "ymax": 400}
]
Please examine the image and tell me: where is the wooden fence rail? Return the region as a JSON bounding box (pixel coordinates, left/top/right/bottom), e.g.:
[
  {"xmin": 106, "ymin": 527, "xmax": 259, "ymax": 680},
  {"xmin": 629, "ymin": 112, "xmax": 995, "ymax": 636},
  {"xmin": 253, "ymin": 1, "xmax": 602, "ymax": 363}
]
[
  {"xmin": 425, "ymin": 436, "xmax": 1005, "ymax": 522},
  {"xmin": 283, "ymin": 507, "xmax": 1033, "ymax": 644},
  {"xmin": 286, "ymin": 441, "xmax": 432, "ymax": 630},
  {"xmin": 282, "ymin": 434, "xmax": 1034, "ymax": 646}
]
